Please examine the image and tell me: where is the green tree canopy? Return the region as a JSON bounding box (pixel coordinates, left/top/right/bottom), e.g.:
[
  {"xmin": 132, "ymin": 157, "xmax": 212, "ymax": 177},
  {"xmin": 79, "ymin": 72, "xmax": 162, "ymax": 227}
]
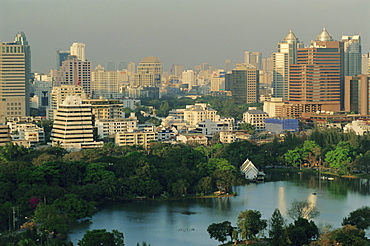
[
  {"xmin": 207, "ymin": 221, "xmax": 233, "ymax": 243},
  {"xmin": 237, "ymin": 210, "xmax": 267, "ymax": 240},
  {"xmin": 342, "ymin": 206, "xmax": 370, "ymax": 231}
]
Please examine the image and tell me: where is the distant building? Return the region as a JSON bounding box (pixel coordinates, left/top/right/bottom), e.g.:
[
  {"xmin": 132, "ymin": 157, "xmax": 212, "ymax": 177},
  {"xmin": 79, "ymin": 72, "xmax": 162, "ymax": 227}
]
[
  {"xmin": 56, "ymin": 50, "xmax": 70, "ymax": 68},
  {"xmin": 95, "ymin": 113, "xmax": 138, "ymax": 138},
  {"xmin": 195, "ymin": 119, "xmax": 233, "ymax": 137},
  {"xmin": 240, "ymin": 159, "xmax": 264, "ymax": 180},
  {"xmin": 263, "ymin": 98, "xmax": 285, "ymax": 118},
  {"xmin": 176, "ymin": 133, "xmax": 208, "ymax": 145},
  {"xmin": 7, "ymin": 122, "xmax": 45, "ymax": 146},
  {"xmin": 121, "ymin": 98, "xmax": 141, "ymax": 110},
  {"xmin": 82, "ymin": 98, "xmax": 124, "ymax": 120},
  {"xmin": 244, "ymin": 51, "xmax": 262, "ymax": 70},
  {"xmin": 70, "ymin": 42, "xmax": 85, "ymax": 61},
  {"xmin": 183, "ymin": 103, "xmax": 219, "ymax": 128},
  {"xmin": 219, "ymin": 130, "xmax": 251, "ymax": 143},
  {"xmin": 115, "ymin": 129, "xmax": 156, "ymax": 148},
  {"xmin": 344, "ymin": 75, "xmax": 369, "ymax": 115},
  {"xmin": 265, "ymin": 118, "xmax": 299, "ymax": 133},
  {"xmin": 134, "ymin": 57, "xmax": 162, "ymax": 87}
]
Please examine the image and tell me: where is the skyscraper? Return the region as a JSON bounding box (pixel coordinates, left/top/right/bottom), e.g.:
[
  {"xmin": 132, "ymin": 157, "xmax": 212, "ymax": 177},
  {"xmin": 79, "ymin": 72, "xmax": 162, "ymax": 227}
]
[
  {"xmin": 70, "ymin": 43, "xmax": 85, "ymax": 61},
  {"xmin": 134, "ymin": 57, "xmax": 162, "ymax": 87},
  {"xmin": 224, "ymin": 60, "xmax": 232, "ymax": 72},
  {"xmin": 288, "ymin": 28, "xmax": 344, "ymax": 114},
  {"xmin": 56, "ymin": 50, "xmax": 70, "ymax": 68},
  {"xmin": 0, "ymin": 32, "xmax": 31, "ymax": 116},
  {"xmin": 342, "ymin": 35, "xmax": 362, "ymax": 76},
  {"xmin": 244, "ymin": 51, "xmax": 262, "ymax": 70},
  {"xmin": 53, "ymin": 56, "xmax": 92, "ymax": 95},
  {"xmin": 229, "ymin": 63, "xmax": 259, "ymax": 104},
  {"xmin": 272, "ymin": 30, "xmax": 304, "ymax": 100}
]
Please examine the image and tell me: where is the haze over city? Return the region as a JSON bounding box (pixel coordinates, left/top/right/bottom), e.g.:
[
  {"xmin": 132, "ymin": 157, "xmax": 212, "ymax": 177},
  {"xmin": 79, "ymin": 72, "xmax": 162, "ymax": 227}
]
[{"xmin": 2, "ymin": 0, "xmax": 369, "ymax": 73}]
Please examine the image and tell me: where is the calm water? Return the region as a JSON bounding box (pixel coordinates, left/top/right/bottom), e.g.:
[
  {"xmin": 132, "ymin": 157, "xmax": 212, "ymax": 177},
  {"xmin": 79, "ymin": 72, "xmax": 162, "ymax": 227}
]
[{"xmin": 68, "ymin": 172, "xmax": 370, "ymax": 245}]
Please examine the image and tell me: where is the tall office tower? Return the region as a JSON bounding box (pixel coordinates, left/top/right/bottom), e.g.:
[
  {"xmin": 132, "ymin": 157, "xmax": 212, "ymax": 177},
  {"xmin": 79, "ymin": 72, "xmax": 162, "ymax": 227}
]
[
  {"xmin": 244, "ymin": 51, "xmax": 262, "ymax": 70},
  {"xmin": 107, "ymin": 61, "xmax": 115, "ymax": 71},
  {"xmin": 56, "ymin": 50, "xmax": 70, "ymax": 68},
  {"xmin": 174, "ymin": 65, "xmax": 184, "ymax": 77},
  {"xmin": 181, "ymin": 70, "xmax": 197, "ymax": 90},
  {"xmin": 134, "ymin": 57, "xmax": 162, "ymax": 87},
  {"xmin": 0, "ymin": 32, "xmax": 31, "ymax": 117},
  {"xmin": 70, "ymin": 43, "xmax": 85, "ymax": 61},
  {"xmin": 53, "ymin": 56, "xmax": 92, "ymax": 95},
  {"xmin": 91, "ymin": 65, "xmax": 127, "ymax": 99},
  {"xmin": 224, "ymin": 60, "xmax": 232, "ymax": 72},
  {"xmin": 272, "ymin": 30, "xmax": 304, "ymax": 100},
  {"xmin": 118, "ymin": 62, "xmax": 127, "ymax": 70},
  {"xmin": 262, "ymin": 56, "xmax": 273, "ymax": 72},
  {"xmin": 288, "ymin": 28, "xmax": 344, "ymax": 114},
  {"xmin": 362, "ymin": 53, "xmax": 370, "ymax": 75},
  {"xmin": 344, "ymin": 75, "xmax": 369, "ymax": 115},
  {"xmin": 51, "ymin": 95, "xmax": 94, "ymax": 149},
  {"xmin": 127, "ymin": 62, "xmax": 136, "ymax": 73},
  {"xmin": 201, "ymin": 63, "xmax": 209, "ymax": 71},
  {"xmin": 229, "ymin": 63, "xmax": 259, "ymax": 104},
  {"xmin": 342, "ymin": 35, "xmax": 361, "ymax": 76}
]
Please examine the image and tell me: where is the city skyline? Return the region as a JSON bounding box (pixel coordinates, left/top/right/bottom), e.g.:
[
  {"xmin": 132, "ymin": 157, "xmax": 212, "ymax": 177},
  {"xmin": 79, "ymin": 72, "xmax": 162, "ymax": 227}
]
[{"xmin": 2, "ymin": 0, "xmax": 369, "ymax": 73}]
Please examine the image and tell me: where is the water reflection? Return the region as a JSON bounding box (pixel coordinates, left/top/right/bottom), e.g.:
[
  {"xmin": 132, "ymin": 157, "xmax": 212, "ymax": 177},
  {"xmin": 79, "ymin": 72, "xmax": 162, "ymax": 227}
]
[{"xmin": 68, "ymin": 172, "xmax": 370, "ymax": 246}]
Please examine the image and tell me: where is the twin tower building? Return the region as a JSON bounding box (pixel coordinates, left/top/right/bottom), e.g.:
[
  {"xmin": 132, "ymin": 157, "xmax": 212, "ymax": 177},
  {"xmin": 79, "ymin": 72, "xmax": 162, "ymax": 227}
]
[{"xmin": 271, "ymin": 28, "xmax": 363, "ymax": 118}]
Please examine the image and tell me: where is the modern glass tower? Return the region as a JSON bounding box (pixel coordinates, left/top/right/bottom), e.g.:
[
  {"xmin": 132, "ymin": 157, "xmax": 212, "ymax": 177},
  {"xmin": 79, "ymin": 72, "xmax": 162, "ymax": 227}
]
[
  {"xmin": 341, "ymin": 35, "xmax": 362, "ymax": 76},
  {"xmin": 272, "ymin": 30, "xmax": 304, "ymax": 100}
]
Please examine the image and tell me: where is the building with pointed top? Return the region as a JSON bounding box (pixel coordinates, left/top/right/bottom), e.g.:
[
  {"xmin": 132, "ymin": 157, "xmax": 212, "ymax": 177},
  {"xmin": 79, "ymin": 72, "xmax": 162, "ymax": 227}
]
[
  {"xmin": 288, "ymin": 28, "xmax": 344, "ymax": 116},
  {"xmin": 272, "ymin": 30, "xmax": 304, "ymax": 100}
]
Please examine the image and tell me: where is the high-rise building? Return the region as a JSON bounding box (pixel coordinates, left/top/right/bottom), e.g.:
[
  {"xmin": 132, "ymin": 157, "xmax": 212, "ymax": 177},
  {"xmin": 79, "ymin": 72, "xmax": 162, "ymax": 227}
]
[
  {"xmin": 288, "ymin": 28, "xmax": 344, "ymax": 114},
  {"xmin": 229, "ymin": 63, "xmax": 259, "ymax": 104},
  {"xmin": 134, "ymin": 57, "xmax": 162, "ymax": 87},
  {"xmin": 51, "ymin": 95, "xmax": 102, "ymax": 149},
  {"xmin": 181, "ymin": 70, "xmax": 197, "ymax": 90},
  {"xmin": 53, "ymin": 56, "xmax": 92, "ymax": 95},
  {"xmin": 118, "ymin": 62, "xmax": 127, "ymax": 70},
  {"xmin": 56, "ymin": 50, "xmax": 70, "ymax": 68},
  {"xmin": 224, "ymin": 60, "xmax": 232, "ymax": 72},
  {"xmin": 244, "ymin": 51, "xmax": 262, "ymax": 70},
  {"xmin": 0, "ymin": 32, "xmax": 31, "ymax": 116},
  {"xmin": 107, "ymin": 61, "xmax": 115, "ymax": 71},
  {"xmin": 174, "ymin": 65, "xmax": 184, "ymax": 77},
  {"xmin": 361, "ymin": 53, "xmax": 370, "ymax": 75},
  {"xmin": 342, "ymin": 35, "xmax": 361, "ymax": 76},
  {"xmin": 344, "ymin": 75, "xmax": 369, "ymax": 115},
  {"xmin": 91, "ymin": 65, "xmax": 128, "ymax": 99},
  {"xmin": 70, "ymin": 43, "xmax": 85, "ymax": 61},
  {"xmin": 272, "ymin": 30, "xmax": 304, "ymax": 100},
  {"xmin": 210, "ymin": 70, "xmax": 225, "ymax": 92}
]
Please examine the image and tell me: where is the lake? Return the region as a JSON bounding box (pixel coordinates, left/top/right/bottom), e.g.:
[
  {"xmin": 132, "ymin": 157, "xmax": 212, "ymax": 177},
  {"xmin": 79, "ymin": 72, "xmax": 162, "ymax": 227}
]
[{"xmin": 68, "ymin": 171, "xmax": 370, "ymax": 245}]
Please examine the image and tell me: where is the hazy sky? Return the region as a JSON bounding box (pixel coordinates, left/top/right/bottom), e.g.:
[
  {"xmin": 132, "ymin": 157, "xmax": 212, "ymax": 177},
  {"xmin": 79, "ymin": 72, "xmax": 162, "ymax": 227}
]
[{"xmin": 1, "ymin": 0, "xmax": 369, "ymax": 73}]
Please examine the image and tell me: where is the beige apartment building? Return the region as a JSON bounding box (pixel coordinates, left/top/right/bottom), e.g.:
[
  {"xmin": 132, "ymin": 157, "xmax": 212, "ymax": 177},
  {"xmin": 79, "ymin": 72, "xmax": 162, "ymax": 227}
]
[
  {"xmin": 134, "ymin": 57, "xmax": 162, "ymax": 87},
  {"xmin": 82, "ymin": 98, "xmax": 123, "ymax": 120},
  {"xmin": 183, "ymin": 103, "xmax": 219, "ymax": 128},
  {"xmin": 115, "ymin": 130, "xmax": 156, "ymax": 148}
]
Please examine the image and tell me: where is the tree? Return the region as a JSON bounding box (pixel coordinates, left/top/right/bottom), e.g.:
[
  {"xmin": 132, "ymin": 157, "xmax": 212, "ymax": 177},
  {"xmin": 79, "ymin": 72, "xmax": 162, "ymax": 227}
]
[
  {"xmin": 268, "ymin": 209, "xmax": 287, "ymax": 246},
  {"xmin": 196, "ymin": 176, "xmax": 212, "ymax": 195},
  {"xmin": 342, "ymin": 206, "xmax": 370, "ymax": 230},
  {"xmin": 237, "ymin": 210, "xmax": 267, "ymax": 241},
  {"xmin": 78, "ymin": 229, "xmax": 124, "ymax": 246},
  {"xmin": 283, "ymin": 148, "xmax": 303, "ymax": 168},
  {"xmin": 312, "ymin": 225, "xmax": 367, "ymax": 246},
  {"xmin": 325, "ymin": 141, "xmax": 354, "ymax": 175},
  {"xmin": 287, "ymin": 200, "xmax": 320, "ymax": 221},
  {"xmin": 286, "ymin": 218, "xmax": 318, "ymax": 246},
  {"xmin": 207, "ymin": 221, "xmax": 233, "ymax": 243},
  {"xmin": 302, "ymin": 140, "xmax": 321, "ymax": 166},
  {"xmin": 53, "ymin": 194, "xmax": 96, "ymax": 219},
  {"xmin": 239, "ymin": 123, "xmax": 256, "ymax": 134},
  {"xmin": 34, "ymin": 203, "xmax": 70, "ymax": 237}
]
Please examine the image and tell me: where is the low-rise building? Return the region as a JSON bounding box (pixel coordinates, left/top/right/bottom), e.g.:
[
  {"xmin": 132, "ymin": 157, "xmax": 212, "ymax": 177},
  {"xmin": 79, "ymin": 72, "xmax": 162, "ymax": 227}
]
[
  {"xmin": 195, "ymin": 119, "xmax": 234, "ymax": 137},
  {"xmin": 265, "ymin": 118, "xmax": 299, "ymax": 133},
  {"xmin": 343, "ymin": 120, "xmax": 370, "ymax": 135},
  {"xmin": 219, "ymin": 130, "xmax": 251, "ymax": 143},
  {"xmin": 243, "ymin": 108, "xmax": 268, "ymax": 131},
  {"xmin": 82, "ymin": 98, "xmax": 124, "ymax": 120},
  {"xmin": 7, "ymin": 122, "xmax": 45, "ymax": 146},
  {"xmin": 95, "ymin": 113, "xmax": 138, "ymax": 138},
  {"xmin": 176, "ymin": 133, "xmax": 208, "ymax": 145},
  {"xmin": 115, "ymin": 129, "xmax": 156, "ymax": 148}
]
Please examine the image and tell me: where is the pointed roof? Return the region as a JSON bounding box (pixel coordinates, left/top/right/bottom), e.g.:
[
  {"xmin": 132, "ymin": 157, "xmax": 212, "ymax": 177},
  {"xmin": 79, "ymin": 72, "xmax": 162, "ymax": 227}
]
[
  {"xmin": 315, "ymin": 28, "xmax": 333, "ymax": 41},
  {"xmin": 283, "ymin": 30, "xmax": 297, "ymax": 42}
]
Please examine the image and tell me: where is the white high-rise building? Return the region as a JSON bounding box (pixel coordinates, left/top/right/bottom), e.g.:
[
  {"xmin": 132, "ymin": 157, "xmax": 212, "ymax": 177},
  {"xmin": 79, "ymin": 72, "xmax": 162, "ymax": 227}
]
[
  {"xmin": 70, "ymin": 42, "xmax": 85, "ymax": 61},
  {"xmin": 51, "ymin": 95, "xmax": 102, "ymax": 149},
  {"xmin": 181, "ymin": 70, "xmax": 197, "ymax": 90},
  {"xmin": 342, "ymin": 35, "xmax": 362, "ymax": 76},
  {"xmin": 362, "ymin": 53, "xmax": 370, "ymax": 75},
  {"xmin": 210, "ymin": 70, "xmax": 225, "ymax": 91},
  {"xmin": 272, "ymin": 30, "xmax": 304, "ymax": 100}
]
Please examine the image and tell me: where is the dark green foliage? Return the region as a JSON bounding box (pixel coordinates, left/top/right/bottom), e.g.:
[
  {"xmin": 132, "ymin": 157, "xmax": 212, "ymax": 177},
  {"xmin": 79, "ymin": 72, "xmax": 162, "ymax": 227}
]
[
  {"xmin": 237, "ymin": 210, "xmax": 267, "ymax": 240},
  {"xmin": 268, "ymin": 209, "xmax": 287, "ymax": 246},
  {"xmin": 286, "ymin": 218, "xmax": 318, "ymax": 246},
  {"xmin": 78, "ymin": 229, "xmax": 124, "ymax": 246},
  {"xmin": 342, "ymin": 206, "xmax": 370, "ymax": 230},
  {"xmin": 207, "ymin": 221, "xmax": 233, "ymax": 243},
  {"xmin": 313, "ymin": 224, "xmax": 368, "ymax": 246}
]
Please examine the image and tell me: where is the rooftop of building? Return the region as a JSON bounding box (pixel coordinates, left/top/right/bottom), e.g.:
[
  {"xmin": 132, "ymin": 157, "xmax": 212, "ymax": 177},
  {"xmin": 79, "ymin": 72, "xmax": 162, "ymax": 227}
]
[{"xmin": 140, "ymin": 56, "xmax": 161, "ymax": 63}]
